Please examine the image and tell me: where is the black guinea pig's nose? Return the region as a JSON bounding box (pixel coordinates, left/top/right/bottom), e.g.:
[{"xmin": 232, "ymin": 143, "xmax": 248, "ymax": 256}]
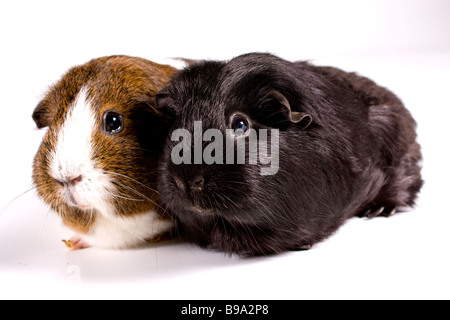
[{"xmin": 189, "ymin": 176, "xmax": 205, "ymax": 192}]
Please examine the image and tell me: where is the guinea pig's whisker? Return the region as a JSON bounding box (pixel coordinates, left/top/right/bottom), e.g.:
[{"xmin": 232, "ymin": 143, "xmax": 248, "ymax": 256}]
[
  {"xmin": 104, "ymin": 170, "xmax": 160, "ymax": 195},
  {"xmin": 213, "ymin": 216, "xmax": 227, "ymax": 234},
  {"xmin": 113, "ymin": 182, "xmax": 151, "ymax": 201},
  {"xmin": 0, "ymin": 186, "xmax": 38, "ymax": 216},
  {"xmin": 216, "ymin": 192, "xmax": 236, "ymax": 211},
  {"xmin": 214, "ymin": 181, "xmax": 281, "ymax": 228},
  {"xmin": 157, "ymin": 203, "xmax": 170, "ymax": 220},
  {"xmin": 87, "ymin": 207, "xmax": 95, "ymax": 226},
  {"xmin": 112, "ymin": 181, "xmax": 166, "ymax": 211},
  {"xmin": 106, "ymin": 189, "xmax": 145, "ymax": 202},
  {"xmin": 38, "ymin": 206, "xmax": 53, "ymax": 246}
]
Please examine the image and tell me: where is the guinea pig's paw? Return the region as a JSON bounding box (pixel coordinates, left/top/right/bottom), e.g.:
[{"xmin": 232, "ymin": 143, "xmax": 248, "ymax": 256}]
[
  {"xmin": 360, "ymin": 206, "xmax": 397, "ymax": 219},
  {"xmin": 62, "ymin": 235, "xmax": 91, "ymax": 251},
  {"xmin": 289, "ymin": 243, "xmax": 313, "ymax": 251}
]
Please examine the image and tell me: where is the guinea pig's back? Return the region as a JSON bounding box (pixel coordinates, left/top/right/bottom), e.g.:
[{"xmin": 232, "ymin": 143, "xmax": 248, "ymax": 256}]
[{"xmin": 306, "ymin": 63, "xmax": 423, "ymax": 213}]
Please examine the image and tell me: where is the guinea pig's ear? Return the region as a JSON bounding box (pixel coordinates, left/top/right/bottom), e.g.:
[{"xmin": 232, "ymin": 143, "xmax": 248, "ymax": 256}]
[
  {"xmin": 271, "ymin": 91, "xmax": 313, "ymax": 130},
  {"xmin": 32, "ymin": 97, "xmax": 58, "ymax": 129},
  {"xmin": 155, "ymin": 91, "xmax": 178, "ymax": 117},
  {"xmin": 133, "ymin": 94, "xmax": 165, "ymax": 118}
]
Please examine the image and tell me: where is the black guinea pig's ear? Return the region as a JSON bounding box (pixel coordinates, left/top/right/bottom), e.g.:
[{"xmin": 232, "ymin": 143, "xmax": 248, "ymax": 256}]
[
  {"xmin": 271, "ymin": 91, "xmax": 313, "ymax": 130},
  {"xmin": 32, "ymin": 97, "xmax": 57, "ymax": 129}
]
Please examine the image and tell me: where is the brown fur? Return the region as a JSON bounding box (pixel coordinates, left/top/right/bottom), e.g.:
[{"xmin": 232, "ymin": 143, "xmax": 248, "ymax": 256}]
[{"xmin": 32, "ymin": 56, "xmax": 176, "ymax": 236}]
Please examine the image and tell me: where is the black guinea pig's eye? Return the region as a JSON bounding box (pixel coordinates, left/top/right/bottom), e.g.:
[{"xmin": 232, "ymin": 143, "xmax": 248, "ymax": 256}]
[
  {"xmin": 103, "ymin": 110, "xmax": 124, "ymax": 134},
  {"xmin": 231, "ymin": 114, "xmax": 251, "ymax": 134}
]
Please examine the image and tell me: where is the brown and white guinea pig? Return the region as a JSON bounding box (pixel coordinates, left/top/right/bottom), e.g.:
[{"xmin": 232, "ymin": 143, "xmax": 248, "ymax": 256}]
[
  {"xmin": 32, "ymin": 55, "xmax": 178, "ymax": 250},
  {"xmin": 155, "ymin": 52, "xmax": 423, "ymax": 256}
]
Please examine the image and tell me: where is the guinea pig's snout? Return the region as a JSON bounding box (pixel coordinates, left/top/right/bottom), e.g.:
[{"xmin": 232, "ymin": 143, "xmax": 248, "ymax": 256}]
[
  {"xmin": 190, "ymin": 176, "xmax": 205, "ymax": 192},
  {"xmin": 171, "ymin": 172, "xmax": 214, "ymax": 215},
  {"xmin": 54, "ymin": 175, "xmax": 83, "ymax": 187},
  {"xmin": 168, "ymin": 164, "xmax": 215, "ymax": 214},
  {"xmin": 172, "ymin": 174, "xmax": 205, "ymax": 193},
  {"xmin": 53, "ymin": 174, "xmax": 90, "ymax": 209}
]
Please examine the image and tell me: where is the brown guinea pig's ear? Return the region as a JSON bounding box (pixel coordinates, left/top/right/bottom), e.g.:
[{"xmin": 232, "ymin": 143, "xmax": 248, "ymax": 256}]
[
  {"xmin": 32, "ymin": 98, "xmax": 57, "ymax": 129},
  {"xmin": 133, "ymin": 94, "xmax": 166, "ymax": 118},
  {"xmin": 271, "ymin": 90, "xmax": 313, "ymax": 130},
  {"xmin": 155, "ymin": 91, "xmax": 177, "ymax": 117}
]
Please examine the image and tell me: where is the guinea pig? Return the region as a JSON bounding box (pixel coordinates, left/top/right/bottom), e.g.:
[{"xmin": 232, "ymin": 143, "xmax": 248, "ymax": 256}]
[
  {"xmin": 32, "ymin": 55, "xmax": 178, "ymax": 250},
  {"xmin": 155, "ymin": 52, "xmax": 423, "ymax": 256}
]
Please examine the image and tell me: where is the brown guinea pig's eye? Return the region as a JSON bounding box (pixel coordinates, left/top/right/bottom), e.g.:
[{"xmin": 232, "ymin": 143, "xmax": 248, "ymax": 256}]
[{"xmin": 103, "ymin": 110, "xmax": 124, "ymax": 134}]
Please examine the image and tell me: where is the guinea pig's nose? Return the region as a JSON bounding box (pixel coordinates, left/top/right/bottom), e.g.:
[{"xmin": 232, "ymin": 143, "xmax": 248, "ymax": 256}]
[
  {"xmin": 54, "ymin": 175, "xmax": 83, "ymax": 187},
  {"xmin": 68, "ymin": 175, "xmax": 83, "ymax": 186},
  {"xmin": 189, "ymin": 176, "xmax": 205, "ymax": 191}
]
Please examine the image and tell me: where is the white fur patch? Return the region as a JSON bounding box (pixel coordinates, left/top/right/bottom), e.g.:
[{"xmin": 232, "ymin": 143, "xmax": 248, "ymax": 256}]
[
  {"xmin": 81, "ymin": 211, "xmax": 173, "ymax": 249},
  {"xmin": 48, "ymin": 87, "xmax": 115, "ymax": 215},
  {"xmin": 153, "ymin": 57, "xmax": 190, "ymax": 70}
]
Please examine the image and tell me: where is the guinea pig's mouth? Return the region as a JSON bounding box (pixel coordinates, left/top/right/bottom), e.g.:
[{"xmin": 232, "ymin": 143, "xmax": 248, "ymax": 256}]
[
  {"xmin": 63, "ymin": 190, "xmax": 92, "ymax": 211},
  {"xmin": 68, "ymin": 199, "xmax": 92, "ymax": 211},
  {"xmin": 73, "ymin": 204, "xmax": 92, "ymax": 210},
  {"xmin": 189, "ymin": 205, "xmax": 214, "ymax": 216}
]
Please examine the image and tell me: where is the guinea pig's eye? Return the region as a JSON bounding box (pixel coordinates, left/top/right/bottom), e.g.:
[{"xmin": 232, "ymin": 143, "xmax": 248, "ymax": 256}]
[
  {"xmin": 103, "ymin": 110, "xmax": 124, "ymax": 134},
  {"xmin": 231, "ymin": 114, "xmax": 250, "ymax": 135}
]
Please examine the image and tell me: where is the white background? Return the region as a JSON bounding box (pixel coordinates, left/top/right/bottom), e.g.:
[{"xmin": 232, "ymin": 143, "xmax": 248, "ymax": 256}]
[{"xmin": 1, "ymin": 0, "xmax": 449, "ymax": 300}]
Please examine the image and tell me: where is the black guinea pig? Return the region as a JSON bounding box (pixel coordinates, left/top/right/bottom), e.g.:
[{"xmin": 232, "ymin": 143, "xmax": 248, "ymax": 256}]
[{"xmin": 155, "ymin": 52, "xmax": 423, "ymax": 256}]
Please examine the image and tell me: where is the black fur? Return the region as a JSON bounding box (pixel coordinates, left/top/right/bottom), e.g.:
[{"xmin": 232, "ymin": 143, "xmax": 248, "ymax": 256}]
[{"xmin": 156, "ymin": 53, "xmax": 423, "ymax": 256}]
